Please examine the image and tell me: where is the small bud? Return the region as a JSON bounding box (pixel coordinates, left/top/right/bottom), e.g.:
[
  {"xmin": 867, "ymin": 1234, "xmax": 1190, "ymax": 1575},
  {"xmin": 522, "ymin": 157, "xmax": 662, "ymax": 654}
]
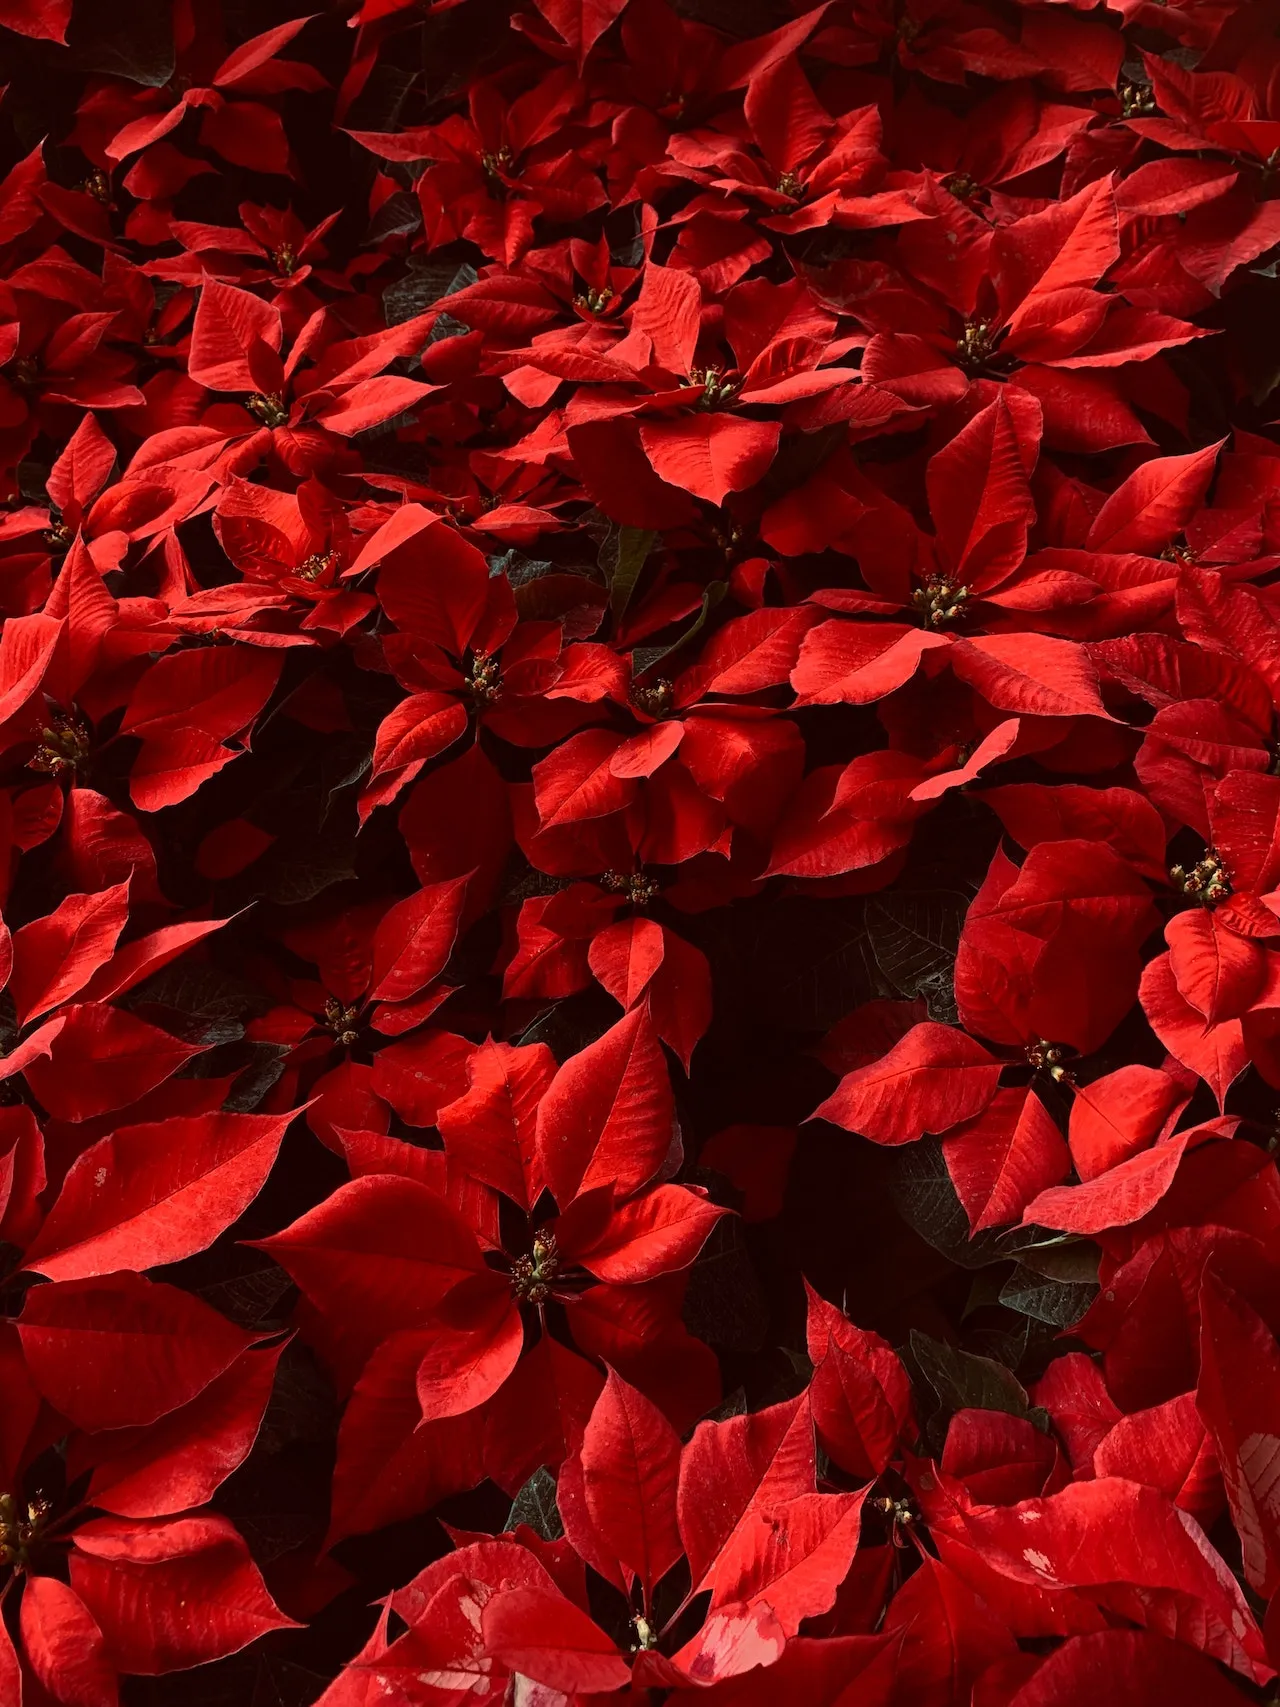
[
  {"xmin": 631, "ymin": 678, "xmax": 673, "ymax": 718},
  {"xmin": 30, "ymin": 712, "xmax": 91, "ymax": 777},
  {"xmin": 511, "ymin": 1232, "xmax": 560, "ymax": 1304},
  {"xmin": 0, "ymin": 1490, "xmax": 49, "ymax": 1571},
  {"xmin": 1026, "ymin": 1038, "xmax": 1072, "ymax": 1082},
  {"xmin": 683, "ymin": 366, "xmax": 741, "ymax": 411},
  {"xmin": 481, "ymin": 147, "xmax": 514, "ymax": 192},
  {"xmin": 296, "ymin": 550, "xmax": 339, "ymax": 584},
  {"xmin": 573, "ymin": 285, "xmax": 614, "ymax": 316},
  {"xmin": 466, "ymin": 652, "xmax": 502, "ymax": 706},
  {"xmin": 80, "ymin": 169, "xmax": 112, "ymax": 205},
  {"xmin": 1119, "ymin": 78, "xmax": 1157, "ymax": 118},
  {"xmin": 1158, "ymin": 538, "xmax": 1197, "ymax": 566},
  {"xmin": 911, "ymin": 578, "xmax": 970, "ymax": 629},
  {"xmin": 246, "ymin": 392, "xmax": 289, "ymax": 428},
  {"xmin": 955, "ymin": 320, "xmax": 994, "ymax": 372},
  {"xmin": 323, "ymin": 997, "xmax": 362, "ymax": 1047},
  {"xmin": 1170, "ymin": 849, "xmax": 1231, "ymax": 907},
  {"xmin": 601, "ymin": 868, "xmax": 660, "ymax": 906},
  {"xmin": 632, "ymin": 1614, "xmax": 659, "ymax": 1651},
  {"xmin": 942, "ymin": 171, "xmax": 980, "ymax": 204}
]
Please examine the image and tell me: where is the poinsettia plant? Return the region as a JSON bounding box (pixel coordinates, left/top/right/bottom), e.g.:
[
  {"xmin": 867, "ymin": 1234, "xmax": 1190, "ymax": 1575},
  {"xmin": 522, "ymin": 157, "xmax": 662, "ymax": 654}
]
[{"xmin": 7, "ymin": 0, "xmax": 1280, "ymax": 1700}]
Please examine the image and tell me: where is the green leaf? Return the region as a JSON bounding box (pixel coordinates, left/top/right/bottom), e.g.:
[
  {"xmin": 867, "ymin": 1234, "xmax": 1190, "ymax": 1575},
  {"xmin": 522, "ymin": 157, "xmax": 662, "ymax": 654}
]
[
  {"xmin": 256, "ymin": 830, "xmax": 357, "ymax": 906},
  {"xmin": 117, "ymin": 1648, "xmax": 329, "ymax": 1707},
  {"xmin": 507, "ymin": 1467, "xmax": 564, "ymax": 1540},
  {"xmin": 344, "ymin": 60, "xmax": 419, "ymax": 135},
  {"xmin": 599, "ymin": 525, "xmax": 657, "ymax": 625},
  {"xmin": 364, "ymin": 192, "xmax": 423, "ymax": 246},
  {"xmin": 124, "ymin": 960, "xmax": 268, "ymax": 1029},
  {"xmin": 670, "ymin": 0, "xmax": 781, "ymax": 36},
  {"xmin": 17, "ymin": 462, "xmax": 49, "ymax": 504},
  {"xmin": 681, "ymin": 1216, "xmax": 768, "ymax": 1354},
  {"xmin": 222, "ymin": 1043, "xmax": 290, "ymax": 1113},
  {"xmin": 715, "ymin": 896, "xmax": 884, "ymax": 1033},
  {"xmin": 631, "ymin": 580, "xmax": 729, "ymax": 679},
  {"xmin": 352, "ymin": 407, "xmax": 425, "ymax": 444},
  {"xmin": 1017, "ymin": 1239, "xmax": 1101, "ymax": 1286},
  {"xmin": 254, "ymin": 1344, "xmax": 338, "ymax": 1451},
  {"xmin": 753, "ymin": 422, "xmax": 845, "ymax": 511},
  {"xmin": 961, "ymin": 1267, "xmax": 1007, "ymax": 1320},
  {"xmin": 909, "ymin": 1329, "xmax": 1049, "ymax": 1432},
  {"xmin": 384, "ymin": 259, "xmax": 476, "ymax": 329},
  {"xmin": 512, "ymin": 985, "xmax": 620, "ymax": 1061},
  {"xmin": 489, "ymin": 549, "xmax": 557, "ymax": 587},
  {"xmin": 888, "ymin": 1139, "xmax": 1047, "ymax": 1271},
  {"xmin": 998, "ymin": 1263, "xmax": 1096, "ymax": 1328},
  {"xmin": 319, "ymin": 738, "xmax": 373, "ymax": 827},
  {"xmin": 866, "ymin": 890, "xmax": 965, "ymax": 1023},
  {"xmin": 67, "ymin": 0, "xmax": 175, "ymax": 85},
  {"xmin": 708, "ymin": 1387, "xmax": 749, "ymax": 1423},
  {"xmin": 197, "ymin": 1264, "xmax": 295, "ymax": 1331}
]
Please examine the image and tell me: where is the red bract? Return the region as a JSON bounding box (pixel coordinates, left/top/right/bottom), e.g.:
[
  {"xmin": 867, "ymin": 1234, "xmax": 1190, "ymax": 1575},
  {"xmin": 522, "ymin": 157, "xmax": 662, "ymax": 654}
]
[
  {"xmin": 0, "ymin": 1278, "xmax": 291, "ymax": 1698},
  {"xmin": 259, "ymin": 1017, "xmax": 724, "ymax": 1539},
  {"xmin": 316, "ymin": 1365, "xmax": 875, "ymax": 1698},
  {"xmin": 7, "ymin": 0, "xmax": 1280, "ymax": 1698}
]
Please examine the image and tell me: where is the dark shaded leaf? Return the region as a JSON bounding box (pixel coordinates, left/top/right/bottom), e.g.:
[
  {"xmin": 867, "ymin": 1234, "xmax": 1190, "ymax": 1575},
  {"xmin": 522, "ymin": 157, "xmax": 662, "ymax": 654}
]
[
  {"xmin": 222, "ymin": 1043, "xmax": 291, "ymax": 1113},
  {"xmin": 506, "ymin": 1466, "xmax": 564, "ymax": 1540},
  {"xmin": 866, "ymin": 891, "xmax": 965, "ymax": 1023},
  {"xmin": 256, "ymin": 833, "xmax": 357, "ymax": 905},
  {"xmin": 599, "ymin": 525, "xmax": 657, "ymax": 625},
  {"xmin": 632, "ymin": 581, "xmax": 729, "ymax": 679},
  {"xmin": 67, "ymin": 0, "xmax": 174, "ymax": 85},
  {"xmin": 888, "ymin": 1139, "xmax": 1047, "ymax": 1270},
  {"xmin": 909, "ymin": 1329, "xmax": 1050, "ymax": 1432},
  {"xmin": 998, "ymin": 1263, "xmax": 1096, "ymax": 1327},
  {"xmin": 384, "ymin": 258, "xmax": 476, "ymax": 328},
  {"xmin": 364, "ymin": 192, "xmax": 422, "ymax": 246},
  {"xmin": 490, "ymin": 549, "xmax": 557, "ymax": 587},
  {"xmin": 681, "ymin": 1215, "xmax": 768, "ymax": 1353}
]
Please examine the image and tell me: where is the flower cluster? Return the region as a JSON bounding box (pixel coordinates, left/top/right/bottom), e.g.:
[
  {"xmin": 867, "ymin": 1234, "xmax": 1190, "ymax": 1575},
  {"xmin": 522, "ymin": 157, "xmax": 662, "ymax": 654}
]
[{"xmin": 3, "ymin": 0, "xmax": 1280, "ymax": 1700}]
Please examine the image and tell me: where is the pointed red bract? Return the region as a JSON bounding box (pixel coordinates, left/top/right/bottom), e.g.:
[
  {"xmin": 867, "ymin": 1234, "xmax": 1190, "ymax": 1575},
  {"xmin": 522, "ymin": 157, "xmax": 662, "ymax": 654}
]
[
  {"xmin": 8, "ymin": 7, "xmax": 1280, "ymax": 1698},
  {"xmin": 944, "ymin": 1087, "xmax": 1070, "ymax": 1232},
  {"xmin": 17, "ymin": 1275, "xmax": 259, "ymax": 1432},
  {"xmin": 1197, "ymin": 1275, "xmax": 1280, "ymax": 1599},
  {"xmin": 534, "ymin": 1007, "xmax": 675, "ymax": 1203},
  {"xmin": 9, "ymin": 879, "xmax": 130, "ymax": 1025},
  {"xmin": 24, "ymin": 1110, "xmax": 297, "ymax": 1280},
  {"xmin": 814, "ymin": 1022, "xmax": 1002, "ymax": 1145},
  {"xmin": 806, "ymin": 1284, "xmax": 913, "ymax": 1478},
  {"xmin": 20, "ymin": 1577, "xmax": 118, "ymax": 1707},
  {"xmin": 69, "ymin": 1514, "xmax": 297, "ymax": 1673},
  {"xmin": 578, "ymin": 1368, "xmax": 683, "ymax": 1594}
]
